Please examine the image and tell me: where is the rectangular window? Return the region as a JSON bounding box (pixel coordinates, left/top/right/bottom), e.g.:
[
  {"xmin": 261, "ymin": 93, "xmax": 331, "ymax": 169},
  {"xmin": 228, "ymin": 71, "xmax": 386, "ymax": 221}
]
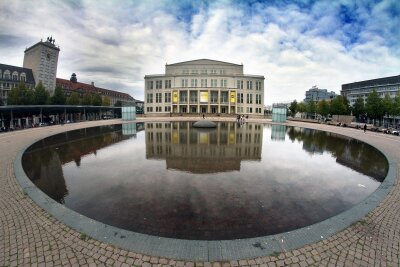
[
  {"xmin": 201, "ymin": 79, "xmax": 207, "ymax": 87},
  {"xmin": 146, "ymin": 93, "xmax": 153, "ymax": 103},
  {"xmin": 247, "ymin": 93, "xmax": 253, "ymax": 104},
  {"xmin": 191, "ymin": 79, "xmax": 197, "ymax": 87},
  {"xmin": 237, "ymin": 93, "xmax": 243, "ymax": 103},
  {"xmin": 147, "ymin": 81, "xmax": 153, "ymax": 89},
  {"xmin": 165, "ymin": 92, "xmax": 171, "ymax": 103},
  {"xmin": 247, "ymin": 81, "xmax": 253, "ymax": 90},
  {"xmin": 256, "ymin": 81, "xmax": 262, "ymax": 90},
  {"xmin": 155, "ymin": 80, "xmax": 162, "ymax": 89},
  {"xmin": 156, "ymin": 93, "xmax": 162, "ymax": 103},
  {"xmin": 181, "ymin": 79, "xmax": 188, "ymax": 87},
  {"xmin": 220, "ymin": 79, "xmax": 227, "ymax": 87},
  {"xmin": 165, "ymin": 80, "xmax": 171, "ymax": 88},
  {"xmin": 237, "ymin": 80, "xmax": 243, "ymax": 89},
  {"xmin": 211, "ymin": 79, "xmax": 217, "ymax": 87}
]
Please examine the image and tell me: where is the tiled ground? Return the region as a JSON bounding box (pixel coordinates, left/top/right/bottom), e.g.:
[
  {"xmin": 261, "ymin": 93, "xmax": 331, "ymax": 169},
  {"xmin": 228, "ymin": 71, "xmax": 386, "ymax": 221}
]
[{"xmin": 0, "ymin": 117, "xmax": 399, "ymax": 267}]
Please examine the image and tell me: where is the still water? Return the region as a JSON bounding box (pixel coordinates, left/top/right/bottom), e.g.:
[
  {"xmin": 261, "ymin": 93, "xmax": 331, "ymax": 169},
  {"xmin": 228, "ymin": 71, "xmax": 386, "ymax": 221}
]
[{"xmin": 22, "ymin": 122, "xmax": 388, "ymax": 240}]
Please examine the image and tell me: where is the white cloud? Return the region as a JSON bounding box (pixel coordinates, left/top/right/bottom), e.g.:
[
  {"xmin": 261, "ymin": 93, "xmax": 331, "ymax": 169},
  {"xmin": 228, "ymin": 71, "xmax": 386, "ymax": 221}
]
[{"xmin": 0, "ymin": 0, "xmax": 399, "ymax": 104}]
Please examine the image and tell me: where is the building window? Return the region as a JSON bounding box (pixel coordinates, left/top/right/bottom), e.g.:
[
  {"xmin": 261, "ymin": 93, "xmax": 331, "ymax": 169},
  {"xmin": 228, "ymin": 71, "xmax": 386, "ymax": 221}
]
[
  {"xmin": 147, "ymin": 81, "xmax": 153, "ymax": 89},
  {"xmin": 256, "ymin": 94, "xmax": 262, "ymax": 104},
  {"xmin": 256, "ymin": 81, "xmax": 262, "ymax": 90},
  {"xmin": 165, "ymin": 92, "xmax": 171, "ymax": 103},
  {"xmin": 201, "ymin": 69, "xmax": 207, "ymax": 74},
  {"xmin": 164, "ymin": 106, "xmax": 171, "ymax": 112},
  {"xmin": 3, "ymin": 71, "xmax": 10, "ymax": 80},
  {"xmin": 247, "ymin": 81, "xmax": 253, "ymax": 90},
  {"xmin": 201, "ymin": 79, "xmax": 207, "ymax": 87},
  {"xmin": 237, "ymin": 93, "xmax": 243, "ymax": 103},
  {"xmin": 181, "ymin": 79, "xmax": 188, "ymax": 87},
  {"xmin": 156, "ymin": 80, "xmax": 162, "ymax": 89},
  {"xmin": 211, "ymin": 79, "xmax": 217, "ymax": 87},
  {"xmin": 165, "ymin": 80, "xmax": 171, "ymax": 88},
  {"xmin": 210, "ymin": 69, "xmax": 217, "ymax": 75},
  {"xmin": 147, "ymin": 107, "xmax": 153, "ymax": 112},
  {"xmin": 12, "ymin": 72, "xmax": 18, "ymax": 81},
  {"xmin": 146, "ymin": 93, "xmax": 153, "ymax": 103},
  {"xmin": 156, "ymin": 93, "xmax": 162, "ymax": 103},
  {"xmin": 247, "ymin": 93, "xmax": 253, "ymax": 104},
  {"xmin": 237, "ymin": 80, "xmax": 243, "ymax": 89},
  {"xmin": 191, "ymin": 79, "xmax": 197, "ymax": 87},
  {"xmin": 220, "ymin": 79, "xmax": 227, "ymax": 88}
]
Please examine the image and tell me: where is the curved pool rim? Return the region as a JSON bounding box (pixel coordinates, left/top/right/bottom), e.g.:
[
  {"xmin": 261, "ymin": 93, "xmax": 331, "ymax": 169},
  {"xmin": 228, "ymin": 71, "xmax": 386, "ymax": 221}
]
[{"xmin": 14, "ymin": 121, "xmax": 397, "ymax": 261}]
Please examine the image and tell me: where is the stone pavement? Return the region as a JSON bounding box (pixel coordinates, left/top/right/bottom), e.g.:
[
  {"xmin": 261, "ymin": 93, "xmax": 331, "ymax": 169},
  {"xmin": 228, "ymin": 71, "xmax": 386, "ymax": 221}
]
[{"xmin": 0, "ymin": 118, "xmax": 399, "ymax": 267}]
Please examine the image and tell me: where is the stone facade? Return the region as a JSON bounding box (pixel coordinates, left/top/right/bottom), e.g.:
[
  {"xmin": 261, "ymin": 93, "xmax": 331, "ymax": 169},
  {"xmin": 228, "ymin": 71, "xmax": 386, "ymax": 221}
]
[
  {"xmin": 144, "ymin": 59, "xmax": 265, "ymax": 115},
  {"xmin": 0, "ymin": 64, "xmax": 35, "ymax": 105},
  {"xmin": 23, "ymin": 37, "xmax": 60, "ymax": 94}
]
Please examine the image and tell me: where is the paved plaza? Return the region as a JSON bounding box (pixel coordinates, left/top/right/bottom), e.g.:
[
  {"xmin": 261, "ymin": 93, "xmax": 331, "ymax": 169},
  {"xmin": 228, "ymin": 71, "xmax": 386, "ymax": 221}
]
[{"xmin": 1, "ymin": 117, "xmax": 399, "ymax": 267}]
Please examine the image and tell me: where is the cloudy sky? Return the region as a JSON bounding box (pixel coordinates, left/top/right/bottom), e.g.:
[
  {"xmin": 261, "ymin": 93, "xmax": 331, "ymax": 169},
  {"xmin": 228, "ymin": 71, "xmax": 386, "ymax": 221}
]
[{"xmin": 0, "ymin": 0, "xmax": 399, "ymax": 105}]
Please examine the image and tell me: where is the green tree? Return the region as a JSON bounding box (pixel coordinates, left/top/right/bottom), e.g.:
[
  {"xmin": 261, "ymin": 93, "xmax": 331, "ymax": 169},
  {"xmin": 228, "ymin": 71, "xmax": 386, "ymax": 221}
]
[
  {"xmin": 92, "ymin": 93, "xmax": 102, "ymax": 106},
  {"xmin": 8, "ymin": 82, "xmax": 34, "ymax": 105},
  {"xmin": 381, "ymin": 93, "xmax": 393, "ymax": 116},
  {"xmin": 352, "ymin": 97, "xmax": 365, "ymax": 118},
  {"xmin": 316, "ymin": 99, "xmax": 330, "ymax": 117},
  {"xmin": 51, "ymin": 85, "xmax": 66, "ymax": 105},
  {"xmin": 67, "ymin": 92, "xmax": 80, "ymax": 105},
  {"xmin": 102, "ymin": 96, "xmax": 110, "ymax": 106},
  {"xmin": 114, "ymin": 100, "xmax": 122, "ymax": 107},
  {"xmin": 34, "ymin": 82, "xmax": 49, "ymax": 105},
  {"xmin": 289, "ymin": 100, "xmax": 298, "ymax": 117},
  {"xmin": 297, "ymin": 102, "xmax": 307, "ymax": 113},
  {"xmin": 81, "ymin": 92, "xmax": 92, "ymax": 106},
  {"xmin": 393, "ymin": 92, "xmax": 400, "ymax": 116},
  {"xmin": 306, "ymin": 100, "xmax": 316, "ymax": 114},
  {"xmin": 366, "ymin": 89, "xmax": 384, "ymax": 123},
  {"xmin": 7, "ymin": 85, "xmax": 22, "ymax": 105},
  {"xmin": 330, "ymin": 95, "xmax": 348, "ymax": 115}
]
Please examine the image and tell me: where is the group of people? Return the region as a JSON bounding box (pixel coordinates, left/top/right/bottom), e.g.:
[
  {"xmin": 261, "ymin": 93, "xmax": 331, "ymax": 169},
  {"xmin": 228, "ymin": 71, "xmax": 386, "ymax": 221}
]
[{"xmin": 237, "ymin": 115, "xmax": 247, "ymax": 123}]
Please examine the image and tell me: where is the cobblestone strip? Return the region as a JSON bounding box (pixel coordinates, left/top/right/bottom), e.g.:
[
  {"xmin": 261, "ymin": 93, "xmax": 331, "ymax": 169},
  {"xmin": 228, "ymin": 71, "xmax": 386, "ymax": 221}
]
[{"xmin": 0, "ymin": 119, "xmax": 399, "ymax": 267}]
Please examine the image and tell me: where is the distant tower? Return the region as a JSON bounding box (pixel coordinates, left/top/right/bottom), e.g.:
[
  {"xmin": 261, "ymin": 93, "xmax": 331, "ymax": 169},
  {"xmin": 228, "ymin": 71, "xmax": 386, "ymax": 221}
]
[
  {"xmin": 70, "ymin": 73, "xmax": 77, "ymax": 83},
  {"xmin": 23, "ymin": 36, "xmax": 60, "ymax": 94}
]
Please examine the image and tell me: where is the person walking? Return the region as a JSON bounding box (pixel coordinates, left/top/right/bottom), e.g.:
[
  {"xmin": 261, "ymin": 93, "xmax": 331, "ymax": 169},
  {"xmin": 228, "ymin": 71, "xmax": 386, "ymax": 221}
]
[
  {"xmin": 202, "ymin": 114, "xmax": 205, "ymax": 119},
  {"xmin": 363, "ymin": 123, "xmax": 367, "ymax": 133}
]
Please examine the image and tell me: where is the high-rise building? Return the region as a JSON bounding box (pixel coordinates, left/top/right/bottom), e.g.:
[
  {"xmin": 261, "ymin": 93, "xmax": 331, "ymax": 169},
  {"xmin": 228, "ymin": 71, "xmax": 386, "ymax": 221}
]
[
  {"xmin": 144, "ymin": 59, "xmax": 265, "ymax": 115},
  {"xmin": 23, "ymin": 36, "xmax": 60, "ymax": 94},
  {"xmin": 304, "ymin": 86, "xmax": 336, "ymax": 102}
]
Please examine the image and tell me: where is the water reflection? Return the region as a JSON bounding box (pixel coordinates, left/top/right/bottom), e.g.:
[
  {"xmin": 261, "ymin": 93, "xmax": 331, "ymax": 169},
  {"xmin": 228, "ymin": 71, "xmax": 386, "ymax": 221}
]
[
  {"xmin": 21, "ymin": 122, "xmax": 388, "ymax": 240},
  {"xmin": 145, "ymin": 121, "xmax": 262, "ymax": 173}
]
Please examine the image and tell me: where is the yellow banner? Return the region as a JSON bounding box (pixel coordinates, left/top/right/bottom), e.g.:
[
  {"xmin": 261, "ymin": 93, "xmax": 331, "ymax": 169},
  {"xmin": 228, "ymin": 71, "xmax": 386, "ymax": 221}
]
[
  {"xmin": 200, "ymin": 91, "xmax": 208, "ymax": 103},
  {"xmin": 230, "ymin": 91, "xmax": 236, "ymax": 103},
  {"xmin": 172, "ymin": 90, "xmax": 178, "ymax": 103}
]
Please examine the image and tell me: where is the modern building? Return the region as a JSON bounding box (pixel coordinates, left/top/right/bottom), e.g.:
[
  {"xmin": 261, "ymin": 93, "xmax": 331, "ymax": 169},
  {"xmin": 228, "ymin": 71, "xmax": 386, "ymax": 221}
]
[
  {"xmin": 341, "ymin": 75, "xmax": 400, "ymax": 105},
  {"xmin": 304, "ymin": 86, "xmax": 337, "ymax": 102},
  {"xmin": 0, "ymin": 63, "xmax": 36, "ymax": 105},
  {"xmin": 23, "ymin": 36, "xmax": 60, "ymax": 94},
  {"xmin": 56, "ymin": 73, "xmax": 134, "ymax": 106},
  {"xmin": 144, "ymin": 59, "xmax": 265, "ymax": 116}
]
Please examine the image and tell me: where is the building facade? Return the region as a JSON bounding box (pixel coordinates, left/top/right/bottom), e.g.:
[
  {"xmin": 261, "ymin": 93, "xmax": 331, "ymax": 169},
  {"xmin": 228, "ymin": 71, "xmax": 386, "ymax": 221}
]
[
  {"xmin": 341, "ymin": 75, "xmax": 400, "ymax": 105},
  {"xmin": 0, "ymin": 64, "xmax": 36, "ymax": 105},
  {"xmin": 56, "ymin": 74, "xmax": 134, "ymax": 106},
  {"xmin": 304, "ymin": 86, "xmax": 337, "ymax": 102},
  {"xmin": 144, "ymin": 59, "xmax": 265, "ymax": 115},
  {"xmin": 23, "ymin": 37, "xmax": 60, "ymax": 94}
]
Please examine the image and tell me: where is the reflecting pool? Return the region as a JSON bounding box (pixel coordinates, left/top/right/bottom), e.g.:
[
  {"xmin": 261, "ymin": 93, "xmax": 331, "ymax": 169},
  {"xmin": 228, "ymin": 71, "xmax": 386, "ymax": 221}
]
[{"xmin": 22, "ymin": 122, "xmax": 388, "ymax": 240}]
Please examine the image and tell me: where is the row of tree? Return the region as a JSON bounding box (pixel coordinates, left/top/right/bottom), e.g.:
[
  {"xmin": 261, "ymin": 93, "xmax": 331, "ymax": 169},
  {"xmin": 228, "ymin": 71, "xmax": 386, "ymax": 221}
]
[
  {"xmin": 289, "ymin": 90, "xmax": 400, "ymax": 121},
  {"xmin": 6, "ymin": 82, "xmax": 111, "ymax": 106}
]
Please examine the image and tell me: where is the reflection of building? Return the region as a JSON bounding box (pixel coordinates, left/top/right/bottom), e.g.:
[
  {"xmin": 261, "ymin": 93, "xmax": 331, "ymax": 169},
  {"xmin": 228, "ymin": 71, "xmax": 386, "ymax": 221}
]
[
  {"xmin": 144, "ymin": 59, "xmax": 265, "ymax": 115},
  {"xmin": 145, "ymin": 122, "xmax": 263, "ymax": 173},
  {"xmin": 271, "ymin": 124, "xmax": 286, "ymax": 141},
  {"xmin": 304, "ymin": 86, "xmax": 336, "ymax": 102},
  {"xmin": 341, "ymin": 75, "xmax": 400, "ymax": 105}
]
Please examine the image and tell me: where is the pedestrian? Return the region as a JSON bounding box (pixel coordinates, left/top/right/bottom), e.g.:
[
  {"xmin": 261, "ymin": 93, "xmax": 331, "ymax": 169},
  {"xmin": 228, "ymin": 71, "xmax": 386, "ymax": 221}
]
[
  {"xmin": 363, "ymin": 123, "xmax": 367, "ymax": 133},
  {"xmin": 202, "ymin": 114, "xmax": 205, "ymax": 119}
]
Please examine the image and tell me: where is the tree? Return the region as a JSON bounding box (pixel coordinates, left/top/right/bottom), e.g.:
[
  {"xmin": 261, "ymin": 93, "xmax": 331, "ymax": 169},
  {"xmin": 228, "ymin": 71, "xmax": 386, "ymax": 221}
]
[
  {"xmin": 92, "ymin": 93, "xmax": 102, "ymax": 106},
  {"xmin": 393, "ymin": 92, "xmax": 400, "ymax": 117},
  {"xmin": 366, "ymin": 89, "xmax": 383, "ymax": 123},
  {"xmin": 330, "ymin": 95, "xmax": 348, "ymax": 115},
  {"xmin": 7, "ymin": 82, "xmax": 34, "ymax": 105},
  {"xmin": 114, "ymin": 100, "xmax": 122, "ymax": 107},
  {"xmin": 288, "ymin": 100, "xmax": 298, "ymax": 117},
  {"xmin": 102, "ymin": 96, "xmax": 110, "ymax": 106},
  {"xmin": 34, "ymin": 82, "xmax": 49, "ymax": 105},
  {"xmin": 7, "ymin": 85, "xmax": 22, "ymax": 105},
  {"xmin": 51, "ymin": 86, "xmax": 66, "ymax": 105},
  {"xmin": 81, "ymin": 93, "xmax": 92, "ymax": 106},
  {"xmin": 316, "ymin": 99, "xmax": 330, "ymax": 117},
  {"xmin": 352, "ymin": 97, "xmax": 365, "ymax": 118},
  {"xmin": 67, "ymin": 92, "xmax": 80, "ymax": 105},
  {"xmin": 381, "ymin": 93, "xmax": 393, "ymax": 116},
  {"xmin": 297, "ymin": 102, "xmax": 307, "ymax": 113},
  {"xmin": 306, "ymin": 100, "xmax": 316, "ymax": 115}
]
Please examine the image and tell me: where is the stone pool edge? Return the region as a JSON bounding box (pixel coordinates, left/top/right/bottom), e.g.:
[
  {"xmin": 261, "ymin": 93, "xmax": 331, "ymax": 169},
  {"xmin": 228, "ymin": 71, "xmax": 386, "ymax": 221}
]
[{"xmin": 13, "ymin": 122, "xmax": 397, "ymax": 262}]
